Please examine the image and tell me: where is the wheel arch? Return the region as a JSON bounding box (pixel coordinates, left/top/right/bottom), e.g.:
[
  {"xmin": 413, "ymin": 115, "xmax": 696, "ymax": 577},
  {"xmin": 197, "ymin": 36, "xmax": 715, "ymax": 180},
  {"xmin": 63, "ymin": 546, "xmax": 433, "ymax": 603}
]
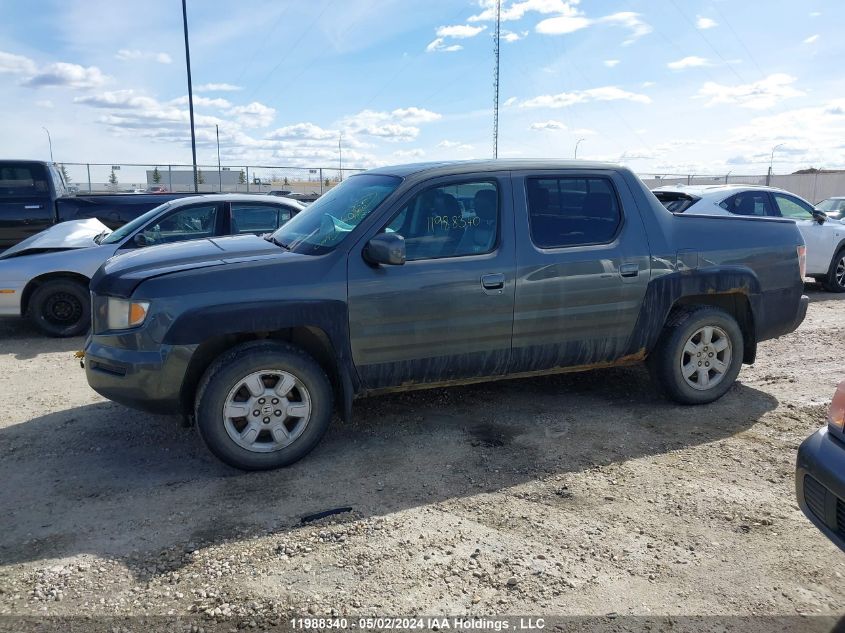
[{"xmin": 21, "ymin": 271, "xmax": 91, "ymax": 316}]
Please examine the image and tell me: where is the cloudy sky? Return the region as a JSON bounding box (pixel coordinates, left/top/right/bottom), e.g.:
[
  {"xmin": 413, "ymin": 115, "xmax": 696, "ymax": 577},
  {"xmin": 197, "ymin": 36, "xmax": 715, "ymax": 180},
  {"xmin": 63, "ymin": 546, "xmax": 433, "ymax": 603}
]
[{"xmin": 1, "ymin": 0, "xmax": 843, "ymax": 177}]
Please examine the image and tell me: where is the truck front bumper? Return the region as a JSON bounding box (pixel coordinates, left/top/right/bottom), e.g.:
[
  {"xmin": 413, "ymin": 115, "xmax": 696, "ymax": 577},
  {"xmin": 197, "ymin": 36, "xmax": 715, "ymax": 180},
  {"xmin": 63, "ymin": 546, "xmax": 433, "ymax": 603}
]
[
  {"xmin": 84, "ymin": 336, "xmax": 197, "ymax": 414},
  {"xmin": 795, "ymin": 426, "xmax": 845, "ymax": 553}
]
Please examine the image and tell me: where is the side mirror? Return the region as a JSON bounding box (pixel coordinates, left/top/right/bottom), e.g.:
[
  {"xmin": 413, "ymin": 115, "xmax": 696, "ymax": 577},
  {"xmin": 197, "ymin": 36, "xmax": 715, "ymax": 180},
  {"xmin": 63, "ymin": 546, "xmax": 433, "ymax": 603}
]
[
  {"xmin": 811, "ymin": 210, "xmax": 827, "ymax": 224},
  {"xmin": 364, "ymin": 232, "xmax": 406, "ymax": 266},
  {"xmin": 134, "ymin": 233, "xmax": 149, "ymax": 247}
]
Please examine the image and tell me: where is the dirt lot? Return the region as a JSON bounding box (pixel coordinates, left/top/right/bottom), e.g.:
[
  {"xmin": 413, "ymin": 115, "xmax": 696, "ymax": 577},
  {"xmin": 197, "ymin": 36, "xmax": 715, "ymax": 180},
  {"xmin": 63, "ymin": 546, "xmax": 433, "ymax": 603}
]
[{"xmin": 0, "ymin": 287, "xmax": 843, "ymax": 628}]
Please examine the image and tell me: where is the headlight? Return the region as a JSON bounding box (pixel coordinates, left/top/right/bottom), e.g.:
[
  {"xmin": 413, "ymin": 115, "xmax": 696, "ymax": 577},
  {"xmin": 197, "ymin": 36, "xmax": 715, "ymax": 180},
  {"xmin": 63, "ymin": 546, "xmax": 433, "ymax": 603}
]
[
  {"xmin": 106, "ymin": 297, "xmax": 150, "ymax": 330},
  {"xmin": 829, "ymin": 380, "xmax": 845, "ymax": 433}
]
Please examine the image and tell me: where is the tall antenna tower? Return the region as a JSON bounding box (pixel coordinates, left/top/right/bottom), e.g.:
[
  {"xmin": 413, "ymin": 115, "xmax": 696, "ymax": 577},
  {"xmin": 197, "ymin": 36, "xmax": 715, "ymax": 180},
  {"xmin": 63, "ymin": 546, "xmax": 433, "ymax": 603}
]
[{"xmin": 493, "ymin": 0, "xmax": 501, "ymax": 158}]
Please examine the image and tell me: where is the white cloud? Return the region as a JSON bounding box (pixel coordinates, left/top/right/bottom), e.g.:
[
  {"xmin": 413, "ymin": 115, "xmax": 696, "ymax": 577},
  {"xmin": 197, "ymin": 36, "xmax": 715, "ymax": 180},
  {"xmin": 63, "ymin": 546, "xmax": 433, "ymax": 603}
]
[
  {"xmin": 23, "ymin": 62, "xmax": 107, "ymax": 89},
  {"xmin": 809, "ymin": 11, "xmax": 821, "ymax": 17},
  {"xmin": 35, "ymin": 99, "xmax": 54, "ymax": 108},
  {"xmin": 436, "ymin": 24, "xmax": 486, "ymax": 38},
  {"xmin": 502, "ymin": 30, "xmax": 527, "ymax": 42},
  {"xmin": 503, "ymin": 96, "xmax": 518, "ymax": 107},
  {"xmin": 0, "ymin": 50, "xmax": 37, "ymax": 75},
  {"xmin": 529, "ymin": 120, "xmax": 567, "ymax": 130},
  {"xmin": 697, "ymin": 73, "xmax": 804, "ymax": 110},
  {"xmin": 74, "ymin": 89, "xmax": 158, "ymax": 109},
  {"xmin": 803, "ymin": 34, "xmax": 820, "ymax": 44},
  {"xmin": 470, "ymin": 0, "xmax": 580, "ymax": 23},
  {"xmin": 426, "ymin": 38, "xmax": 463, "ymax": 53},
  {"xmin": 393, "ymin": 148, "xmax": 426, "ymax": 159},
  {"xmin": 598, "ymin": 12, "xmax": 652, "ymax": 45},
  {"xmin": 195, "ymin": 83, "xmax": 242, "ymax": 92},
  {"xmin": 696, "ymin": 16, "xmax": 718, "ymax": 29},
  {"xmin": 604, "ymin": 59, "xmax": 620, "ymax": 68},
  {"xmin": 536, "ymin": 15, "xmax": 592, "ymax": 34},
  {"xmin": 391, "ymin": 107, "xmax": 442, "ymax": 123},
  {"xmin": 438, "ymin": 140, "xmax": 474, "ymax": 151},
  {"xmin": 642, "ymin": 81, "xmax": 656, "ymax": 88},
  {"xmin": 267, "ymin": 123, "xmax": 338, "ymax": 141},
  {"xmin": 535, "ymin": 9, "xmax": 650, "ymax": 44},
  {"xmin": 519, "ymin": 86, "xmax": 651, "ymax": 108},
  {"xmin": 667, "ymin": 56, "xmax": 712, "ymax": 70},
  {"xmin": 341, "ymin": 108, "xmax": 442, "ymax": 142},
  {"xmin": 169, "ymin": 95, "xmax": 232, "ymax": 109},
  {"xmin": 115, "ymin": 49, "xmax": 172, "ymax": 64},
  {"xmin": 226, "ymin": 102, "xmax": 275, "ymax": 127}
]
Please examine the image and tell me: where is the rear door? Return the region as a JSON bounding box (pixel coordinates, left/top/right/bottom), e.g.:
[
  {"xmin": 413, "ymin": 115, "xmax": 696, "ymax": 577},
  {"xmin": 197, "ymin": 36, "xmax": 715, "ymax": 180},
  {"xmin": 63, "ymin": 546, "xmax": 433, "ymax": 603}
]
[
  {"xmin": 347, "ymin": 172, "xmax": 516, "ymax": 389},
  {"xmin": 0, "ymin": 162, "xmax": 54, "ymax": 248},
  {"xmin": 509, "ymin": 169, "xmax": 651, "ymax": 373}
]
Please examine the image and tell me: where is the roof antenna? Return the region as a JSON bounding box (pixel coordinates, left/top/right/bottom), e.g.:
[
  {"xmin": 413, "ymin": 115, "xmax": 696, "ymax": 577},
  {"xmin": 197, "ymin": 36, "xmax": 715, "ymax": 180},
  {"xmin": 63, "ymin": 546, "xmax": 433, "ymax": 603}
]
[{"xmin": 493, "ymin": 0, "xmax": 501, "ymax": 159}]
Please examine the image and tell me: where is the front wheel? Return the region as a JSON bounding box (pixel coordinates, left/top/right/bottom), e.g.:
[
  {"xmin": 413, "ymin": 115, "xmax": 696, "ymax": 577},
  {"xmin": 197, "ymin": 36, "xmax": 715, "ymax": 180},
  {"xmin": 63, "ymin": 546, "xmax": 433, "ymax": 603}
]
[
  {"xmin": 648, "ymin": 306, "xmax": 744, "ymax": 405},
  {"xmin": 822, "ymin": 248, "xmax": 845, "ymax": 293},
  {"xmin": 195, "ymin": 341, "xmax": 334, "ymax": 470},
  {"xmin": 28, "ymin": 279, "xmax": 90, "ymax": 337}
]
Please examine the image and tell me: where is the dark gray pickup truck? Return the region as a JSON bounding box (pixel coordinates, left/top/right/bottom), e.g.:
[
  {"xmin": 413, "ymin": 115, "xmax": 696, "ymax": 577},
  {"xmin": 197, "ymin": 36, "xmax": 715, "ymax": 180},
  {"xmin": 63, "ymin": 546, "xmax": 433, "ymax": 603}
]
[
  {"xmin": 0, "ymin": 160, "xmax": 185, "ymax": 249},
  {"xmin": 84, "ymin": 160, "xmax": 809, "ymax": 470}
]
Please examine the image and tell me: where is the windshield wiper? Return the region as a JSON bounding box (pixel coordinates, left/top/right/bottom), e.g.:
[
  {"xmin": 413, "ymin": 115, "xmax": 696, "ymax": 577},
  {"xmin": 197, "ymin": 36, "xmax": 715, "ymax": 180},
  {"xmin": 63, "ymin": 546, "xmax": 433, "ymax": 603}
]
[
  {"xmin": 263, "ymin": 234, "xmax": 290, "ymax": 250},
  {"xmin": 93, "ymin": 230, "xmax": 110, "ymax": 245}
]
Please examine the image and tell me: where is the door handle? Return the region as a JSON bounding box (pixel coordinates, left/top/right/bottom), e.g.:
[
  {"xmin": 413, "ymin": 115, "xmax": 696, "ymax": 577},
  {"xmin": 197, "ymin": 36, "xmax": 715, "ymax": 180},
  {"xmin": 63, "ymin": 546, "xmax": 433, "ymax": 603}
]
[
  {"xmin": 481, "ymin": 273, "xmax": 505, "ymax": 290},
  {"xmin": 620, "ymin": 263, "xmax": 639, "ymax": 278}
]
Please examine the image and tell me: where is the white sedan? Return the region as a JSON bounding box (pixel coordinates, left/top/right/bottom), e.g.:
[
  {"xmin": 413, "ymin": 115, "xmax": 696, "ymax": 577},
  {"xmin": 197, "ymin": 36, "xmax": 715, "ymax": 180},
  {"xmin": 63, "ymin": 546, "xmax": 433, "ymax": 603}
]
[
  {"xmin": 0, "ymin": 194, "xmax": 303, "ymax": 337},
  {"xmin": 653, "ymin": 184, "xmax": 845, "ymax": 292}
]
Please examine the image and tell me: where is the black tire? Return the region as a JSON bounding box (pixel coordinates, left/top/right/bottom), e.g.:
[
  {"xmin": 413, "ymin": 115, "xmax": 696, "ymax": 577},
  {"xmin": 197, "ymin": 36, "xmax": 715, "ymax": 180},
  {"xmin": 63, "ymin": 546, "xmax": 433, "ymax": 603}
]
[
  {"xmin": 195, "ymin": 341, "xmax": 334, "ymax": 471},
  {"xmin": 28, "ymin": 279, "xmax": 90, "ymax": 337},
  {"xmin": 648, "ymin": 306, "xmax": 744, "ymax": 405},
  {"xmin": 821, "ymin": 248, "xmax": 845, "ymax": 293}
]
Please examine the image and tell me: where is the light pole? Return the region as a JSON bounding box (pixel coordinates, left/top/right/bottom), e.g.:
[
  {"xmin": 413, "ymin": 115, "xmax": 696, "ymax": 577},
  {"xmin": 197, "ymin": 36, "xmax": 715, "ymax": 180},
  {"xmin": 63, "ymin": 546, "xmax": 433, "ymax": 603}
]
[
  {"xmin": 42, "ymin": 127, "xmax": 53, "ymax": 162},
  {"xmin": 182, "ymin": 0, "xmax": 198, "ymax": 192},
  {"xmin": 216, "ymin": 124, "xmax": 222, "ymax": 192},
  {"xmin": 338, "ymin": 133, "xmax": 343, "ymax": 182},
  {"xmin": 767, "ymin": 143, "xmax": 784, "ymax": 186},
  {"xmin": 574, "ymin": 138, "xmax": 585, "ymax": 159}
]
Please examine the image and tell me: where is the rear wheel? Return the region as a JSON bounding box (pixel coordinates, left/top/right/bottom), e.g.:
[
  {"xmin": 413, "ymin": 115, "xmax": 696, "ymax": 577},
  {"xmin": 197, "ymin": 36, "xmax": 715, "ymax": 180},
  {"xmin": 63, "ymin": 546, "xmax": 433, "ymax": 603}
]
[
  {"xmin": 28, "ymin": 279, "xmax": 90, "ymax": 337},
  {"xmin": 195, "ymin": 341, "xmax": 333, "ymax": 470},
  {"xmin": 822, "ymin": 248, "xmax": 845, "ymax": 293},
  {"xmin": 648, "ymin": 306, "xmax": 744, "ymax": 405}
]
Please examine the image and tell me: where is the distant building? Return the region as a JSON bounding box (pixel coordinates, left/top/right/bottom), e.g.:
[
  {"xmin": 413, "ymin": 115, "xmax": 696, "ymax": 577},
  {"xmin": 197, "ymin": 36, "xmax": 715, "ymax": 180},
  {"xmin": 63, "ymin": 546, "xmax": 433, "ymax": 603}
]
[{"xmin": 146, "ymin": 168, "xmax": 242, "ymax": 188}]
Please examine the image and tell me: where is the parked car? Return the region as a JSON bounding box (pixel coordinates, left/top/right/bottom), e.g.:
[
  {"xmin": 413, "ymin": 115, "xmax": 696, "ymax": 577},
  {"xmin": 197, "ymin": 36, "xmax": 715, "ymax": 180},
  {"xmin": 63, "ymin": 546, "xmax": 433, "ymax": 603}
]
[
  {"xmin": 796, "ymin": 380, "xmax": 845, "ymax": 552},
  {"xmin": 815, "ymin": 197, "xmax": 845, "ymax": 221},
  {"xmin": 652, "ymin": 184, "xmax": 845, "ymax": 292},
  {"xmin": 82, "ymin": 160, "xmax": 809, "ymax": 471},
  {"xmin": 146, "ymin": 185, "xmax": 170, "ymax": 194},
  {"xmin": 0, "ymin": 160, "xmax": 189, "ymax": 249},
  {"xmin": 0, "ymin": 194, "xmax": 303, "ymax": 337},
  {"xmin": 266, "ymin": 190, "xmax": 292, "ymax": 197}
]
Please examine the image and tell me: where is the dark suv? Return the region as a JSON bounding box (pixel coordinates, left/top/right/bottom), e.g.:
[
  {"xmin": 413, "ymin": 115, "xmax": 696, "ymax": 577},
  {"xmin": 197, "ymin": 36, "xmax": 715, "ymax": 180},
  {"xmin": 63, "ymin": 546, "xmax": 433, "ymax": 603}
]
[{"xmin": 84, "ymin": 161, "xmax": 809, "ymax": 470}]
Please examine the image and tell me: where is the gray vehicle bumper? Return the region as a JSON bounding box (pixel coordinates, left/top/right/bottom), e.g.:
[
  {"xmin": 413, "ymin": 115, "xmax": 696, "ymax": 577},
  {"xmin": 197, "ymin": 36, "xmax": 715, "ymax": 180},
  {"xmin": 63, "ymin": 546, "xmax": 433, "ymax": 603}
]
[
  {"xmin": 84, "ymin": 336, "xmax": 196, "ymax": 414},
  {"xmin": 795, "ymin": 426, "xmax": 845, "ymax": 553}
]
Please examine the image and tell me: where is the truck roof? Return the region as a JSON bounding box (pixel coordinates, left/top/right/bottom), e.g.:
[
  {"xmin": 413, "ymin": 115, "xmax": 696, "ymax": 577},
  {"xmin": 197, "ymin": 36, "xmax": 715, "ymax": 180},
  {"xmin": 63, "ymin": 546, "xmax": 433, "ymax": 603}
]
[{"xmin": 366, "ymin": 159, "xmax": 623, "ymax": 178}]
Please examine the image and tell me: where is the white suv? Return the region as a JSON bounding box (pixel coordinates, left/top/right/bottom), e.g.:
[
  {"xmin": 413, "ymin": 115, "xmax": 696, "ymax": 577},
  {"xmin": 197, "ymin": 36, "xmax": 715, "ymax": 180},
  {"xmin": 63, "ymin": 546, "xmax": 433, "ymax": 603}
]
[{"xmin": 653, "ymin": 184, "xmax": 845, "ymax": 292}]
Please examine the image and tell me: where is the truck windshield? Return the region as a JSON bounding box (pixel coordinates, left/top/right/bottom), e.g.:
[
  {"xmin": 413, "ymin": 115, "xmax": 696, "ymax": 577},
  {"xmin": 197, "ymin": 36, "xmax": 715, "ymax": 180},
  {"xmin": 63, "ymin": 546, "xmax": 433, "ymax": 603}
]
[
  {"xmin": 100, "ymin": 201, "xmax": 175, "ymax": 244},
  {"xmin": 268, "ymin": 174, "xmax": 401, "ymax": 255}
]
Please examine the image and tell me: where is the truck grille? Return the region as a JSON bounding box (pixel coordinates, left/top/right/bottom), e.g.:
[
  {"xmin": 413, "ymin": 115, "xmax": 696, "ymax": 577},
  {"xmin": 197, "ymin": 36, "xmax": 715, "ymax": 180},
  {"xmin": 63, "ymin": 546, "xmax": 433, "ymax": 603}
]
[
  {"xmin": 803, "ymin": 475, "xmax": 827, "ymax": 522},
  {"xmin": 838, "ymin": 498, "xmax": 845, "ymax": 533}
]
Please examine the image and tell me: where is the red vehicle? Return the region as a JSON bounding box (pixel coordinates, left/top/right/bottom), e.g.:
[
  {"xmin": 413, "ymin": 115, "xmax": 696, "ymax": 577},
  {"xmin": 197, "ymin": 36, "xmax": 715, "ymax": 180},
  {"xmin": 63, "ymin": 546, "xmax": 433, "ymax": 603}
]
[{"xmin": 146, "ymin": 185, "xmax": 169, "ymax": 194}]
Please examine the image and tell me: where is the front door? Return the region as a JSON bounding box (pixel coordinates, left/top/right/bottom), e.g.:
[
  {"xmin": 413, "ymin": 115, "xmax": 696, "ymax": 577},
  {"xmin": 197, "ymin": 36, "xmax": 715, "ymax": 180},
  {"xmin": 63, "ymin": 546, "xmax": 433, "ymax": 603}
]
[
  {"xmin": 771, "ymin": 192, "xmax": 842, "ymax": 274},
  {"xmin": 509, "ymin": 170, "xmax": 651, "ymax": 373},
  {"xmin": 347, "ymin": 173, "xmax": 516, "ymax": 389}
]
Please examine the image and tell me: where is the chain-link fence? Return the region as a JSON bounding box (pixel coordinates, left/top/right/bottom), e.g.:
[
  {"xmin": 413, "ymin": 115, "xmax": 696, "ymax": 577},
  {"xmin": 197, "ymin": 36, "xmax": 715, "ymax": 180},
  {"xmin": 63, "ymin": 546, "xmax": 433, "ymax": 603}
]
[
  {"xmin": 638, "ymin": 172, "xmax": 845, "ymax": 204},
  {"xmin": 58, "ymin": 163, "xmax": 366, "ymax": 195}
]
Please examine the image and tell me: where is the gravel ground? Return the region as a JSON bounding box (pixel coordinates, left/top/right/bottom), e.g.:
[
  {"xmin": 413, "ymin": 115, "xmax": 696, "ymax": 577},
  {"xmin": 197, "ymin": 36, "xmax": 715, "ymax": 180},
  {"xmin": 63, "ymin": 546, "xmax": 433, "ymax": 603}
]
[{"xmin": 0, "ymin": 286, "xmax": 843, "ymax": 629}]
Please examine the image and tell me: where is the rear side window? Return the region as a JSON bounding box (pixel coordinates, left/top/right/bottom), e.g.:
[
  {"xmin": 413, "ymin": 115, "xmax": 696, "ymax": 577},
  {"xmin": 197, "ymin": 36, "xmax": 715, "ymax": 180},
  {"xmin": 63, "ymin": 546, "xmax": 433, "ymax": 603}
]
[
  {"xmin": 231, "ymin": 203, "xmax": 294, "ymax": 234},
  {"xmin": 0, "ymin": 164, "xmax": 49, "ymax": 198},
  {"xmin": 526, "ymin": 177, "xmax": 622, "ymax": 248},
  {"xmin": 718, "ymin": 192, "xmax": 774, "ymax": 216}
]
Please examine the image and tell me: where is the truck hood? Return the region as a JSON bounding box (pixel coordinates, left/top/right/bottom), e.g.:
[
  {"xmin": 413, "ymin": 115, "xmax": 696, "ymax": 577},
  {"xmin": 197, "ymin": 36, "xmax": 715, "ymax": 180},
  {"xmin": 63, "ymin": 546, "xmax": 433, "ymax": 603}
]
[
  {"xmin": 91, "ymin": 233, "xmax": 286, "ymax": 297},
  {"xmin": 0, "ymin": 218, "xmax": 109, "ymax": 260}
]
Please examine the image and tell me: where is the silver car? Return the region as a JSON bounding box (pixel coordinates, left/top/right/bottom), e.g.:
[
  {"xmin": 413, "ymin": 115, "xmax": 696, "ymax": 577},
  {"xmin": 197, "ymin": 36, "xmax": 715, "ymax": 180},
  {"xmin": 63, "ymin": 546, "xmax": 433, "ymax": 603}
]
[{"xmin": 0, "ymin": 194, "xmax": 303, "ymax": 337}]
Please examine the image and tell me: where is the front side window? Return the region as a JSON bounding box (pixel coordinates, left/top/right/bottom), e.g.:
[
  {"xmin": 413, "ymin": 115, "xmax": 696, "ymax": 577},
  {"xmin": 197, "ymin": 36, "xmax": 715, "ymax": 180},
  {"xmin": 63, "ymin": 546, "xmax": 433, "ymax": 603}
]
[
  {"xmin": 231, "ymin": 203, "xmax": 293, "ymax": 234},
  {"xmin": 526, "ymin": 176, "xmax": 621, "ymax": 248},
  {"xmin": 139, "ymin": 204, "xmax": 219, "ymax": 245},
  {"xmin": 383, "ymin": 181, "xmax": 499, "ymax": 261},
  {"xmin": 773, "ymin": 193, "xmax": 815, "ymax": 219},
  {"xmin": 269, "ymin": 174, "xmax": 401, "ymax": 255},
  {"xmin": 815, "ymin": 199, "xmax": 845, "ymax": 213},
  {"xmin": 718, "ymin": 192, "xmax": 773, "ymax": 216}
]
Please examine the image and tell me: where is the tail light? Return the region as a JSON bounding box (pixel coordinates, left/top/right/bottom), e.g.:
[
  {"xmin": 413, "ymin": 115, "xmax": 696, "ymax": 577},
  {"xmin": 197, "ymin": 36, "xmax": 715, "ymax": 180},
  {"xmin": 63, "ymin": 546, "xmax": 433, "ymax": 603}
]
[
  {"xmin": 829, "ymin": 381, "xmax": 845, "ymax": 432},
  {"xmin": 797, "ymin": 245, "xmax": 807, "ymax": 279}
]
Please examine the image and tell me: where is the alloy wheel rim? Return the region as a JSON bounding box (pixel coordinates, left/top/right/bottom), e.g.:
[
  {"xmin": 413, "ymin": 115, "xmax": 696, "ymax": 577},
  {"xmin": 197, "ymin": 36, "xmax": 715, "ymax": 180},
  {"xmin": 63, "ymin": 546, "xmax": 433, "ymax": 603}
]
[
  {"xmin": 222, "ymin": 370, "xmax": 312, "ymax": 453},
  {"xmin": 679, "ymin": 325, "xmax": 732, "ymax": 391},
  {"xmin": 836, "ymin": 256, "xmax": 845, "ymax": 288}
]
